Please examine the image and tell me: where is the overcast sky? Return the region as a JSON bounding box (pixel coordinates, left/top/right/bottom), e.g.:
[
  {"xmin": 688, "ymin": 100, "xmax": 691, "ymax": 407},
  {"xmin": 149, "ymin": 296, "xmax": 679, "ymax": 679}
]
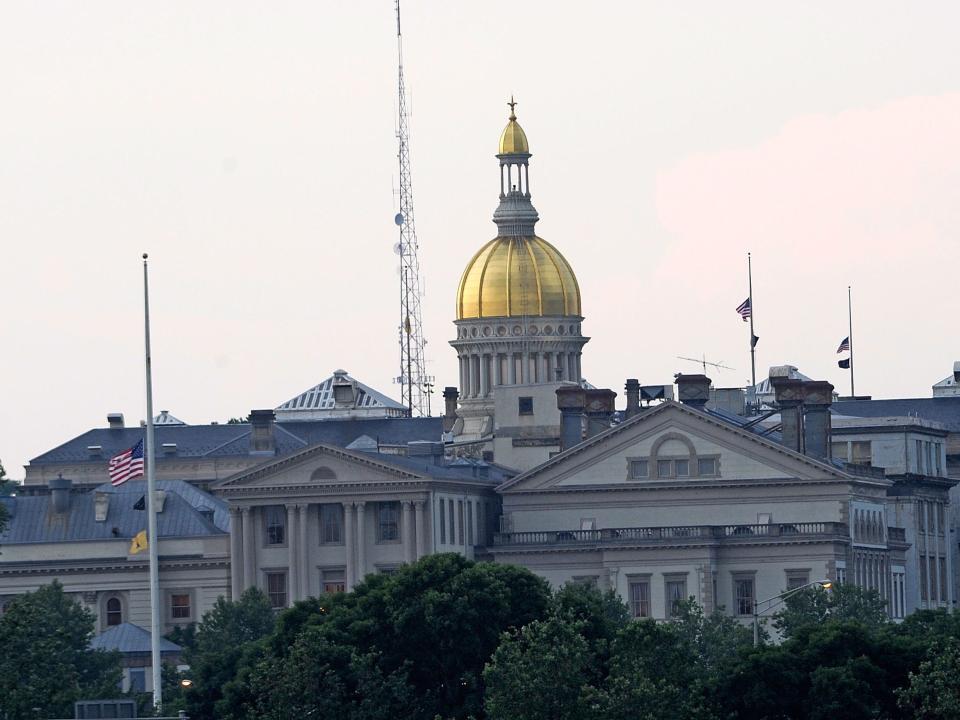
[{"xmin": 3, "ymin": 2, "xmax": 959, "ymax": 477}]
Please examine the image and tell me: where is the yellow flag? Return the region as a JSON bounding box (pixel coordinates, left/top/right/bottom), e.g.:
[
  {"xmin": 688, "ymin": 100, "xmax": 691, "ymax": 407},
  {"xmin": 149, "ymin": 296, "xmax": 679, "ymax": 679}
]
[{"xmin": 129, "ymin": 530, "xmax": 148, "ymax": 555}]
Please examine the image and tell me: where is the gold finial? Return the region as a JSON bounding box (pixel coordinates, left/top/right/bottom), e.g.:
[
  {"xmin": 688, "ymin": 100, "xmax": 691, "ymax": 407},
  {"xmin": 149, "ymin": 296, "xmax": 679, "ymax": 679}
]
[{"xmin": 508, "ymin": 95, "xmax": 517, "ymax": 121}]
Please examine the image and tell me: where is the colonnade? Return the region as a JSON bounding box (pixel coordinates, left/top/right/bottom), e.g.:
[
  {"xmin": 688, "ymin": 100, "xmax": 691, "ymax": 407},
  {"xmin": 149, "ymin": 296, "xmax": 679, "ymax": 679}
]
[{"xmin": 457, "ymin": 350, "xmax": 582, "ymax": 399}]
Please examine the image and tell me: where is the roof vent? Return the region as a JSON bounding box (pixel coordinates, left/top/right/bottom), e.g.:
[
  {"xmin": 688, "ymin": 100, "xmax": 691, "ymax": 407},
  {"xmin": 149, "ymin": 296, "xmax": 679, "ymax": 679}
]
[
  {"xmin": 162, "ymin": 442, "xmax": 178, "ymax": 455},
  {"xmin": 107, "ymin": 413, "xmax": 125, "ymax": 429},
  {"xmin": 87, "ymin": 445, "xmax": 103, "ymax": 458}
]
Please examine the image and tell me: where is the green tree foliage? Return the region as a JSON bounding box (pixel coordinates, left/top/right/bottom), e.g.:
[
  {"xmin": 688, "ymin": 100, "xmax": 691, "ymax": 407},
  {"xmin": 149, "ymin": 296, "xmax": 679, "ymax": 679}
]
[
  {"xmin": 897, "ymin": 637, "xmax": 960, "ymax": 718},
  {"xmin": 771, "ymin": 583, "xmax": 889, "ymax": 638},
  {"xmin": 181, "ymin": 587, "xmax": 275, "ymax": 720},
  {"xmin": 0, "ymin": 582, "xmax": 122, "ymax": 719},
  {"xmin": 550, "ymin": 583, "xmax": 629, "ymax": 680},
  {"xmin": 484, "ymin": 612, "xmax": 593, "ymax": 720}
]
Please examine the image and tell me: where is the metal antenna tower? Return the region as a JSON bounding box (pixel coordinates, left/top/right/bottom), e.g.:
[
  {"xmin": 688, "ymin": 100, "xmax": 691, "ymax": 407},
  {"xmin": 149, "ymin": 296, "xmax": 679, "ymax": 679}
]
[{"xmin": 393, "ymin": 0, "xmax": 431, "ymax": 416}]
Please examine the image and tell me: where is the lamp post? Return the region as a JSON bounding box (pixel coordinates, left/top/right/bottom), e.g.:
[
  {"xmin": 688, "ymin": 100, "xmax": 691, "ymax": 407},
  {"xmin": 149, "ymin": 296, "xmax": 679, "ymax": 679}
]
[{"xmin": 752, "ymin": 579, "xmax": 832, "ymax": 646}]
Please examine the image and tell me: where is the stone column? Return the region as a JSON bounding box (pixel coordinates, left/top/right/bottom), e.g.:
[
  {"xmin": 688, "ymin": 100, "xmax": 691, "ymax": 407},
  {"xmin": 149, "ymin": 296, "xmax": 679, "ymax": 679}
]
[
  {"xmin": 344, "ymin": 502, "xmax": 356, "ymax": 590},
  {"xmin": 494, "ymin": 354, "xmax": 502, "ymax": 387},
  {"xmin": 356, "ymin": 502, "xmax": 367, "ymax": 582},
  {"xmin": 470, "ymin": 355, "xmax": 480, "ymax": 398},
  {"xmin": 229, "ymin": 507, "xmax": 243, "ymax": 599},
  {"xmin": 298, "ymin": 504, "xmax": 309, "ymax": 599},
  {"xmin": 403, "ymin": 501, "xmax": 416, "ymax": 563},
  {"xmin": 414, "ymin": 501, "xmax": 427, "ymax": 559},
  {"xmin": 287, "ymin": 504, "xmax": 299, "ymax": 603},
  {"xmin": 480, "ymin": 355, "xmax": 490, "ymax": 397},
  {"xmin": 241, "ymin": 507, "xmax": 256, "ymax": 590}
]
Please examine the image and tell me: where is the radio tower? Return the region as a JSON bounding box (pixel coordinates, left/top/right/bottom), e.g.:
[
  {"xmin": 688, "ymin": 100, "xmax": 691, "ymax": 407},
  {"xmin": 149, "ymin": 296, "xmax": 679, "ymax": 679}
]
[{"xmin": 393, "ymin": 0, "xmax": 430, "ymax": 416}]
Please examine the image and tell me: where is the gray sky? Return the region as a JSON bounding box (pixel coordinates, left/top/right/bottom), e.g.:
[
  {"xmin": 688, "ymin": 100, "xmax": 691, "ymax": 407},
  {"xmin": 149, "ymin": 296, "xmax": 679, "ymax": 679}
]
[{"xmin": 3, "ymin": 1, "xmax": 959, "ymax": 477}]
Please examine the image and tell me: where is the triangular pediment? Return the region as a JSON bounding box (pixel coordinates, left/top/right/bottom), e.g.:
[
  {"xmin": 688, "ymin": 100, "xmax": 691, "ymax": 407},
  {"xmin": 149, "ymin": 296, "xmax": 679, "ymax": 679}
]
[
  {"xmin": 212, "ymin": 443, "xmax": 424, "ymax": 493},
  {"xmin": 499, "ymin": 401, "xmax": 854, "ymax": 493}
]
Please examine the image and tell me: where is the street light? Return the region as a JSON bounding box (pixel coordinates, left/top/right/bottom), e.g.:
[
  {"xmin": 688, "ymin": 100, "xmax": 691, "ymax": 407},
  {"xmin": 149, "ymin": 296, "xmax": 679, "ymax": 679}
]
[{"xmin": 752, "ymin": 579, "xmax": 832, "ymax": 646}]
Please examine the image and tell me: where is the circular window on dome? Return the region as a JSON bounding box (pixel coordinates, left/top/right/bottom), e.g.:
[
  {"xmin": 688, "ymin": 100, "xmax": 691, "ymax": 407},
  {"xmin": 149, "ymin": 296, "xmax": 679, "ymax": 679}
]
[
  {"xmin": 543, "ymin": 325, "xmax": 554, "ymax": 335},
  {"xmin": 530, "ymin": 325, "xmax": 539, "ymax": 336},
  {"xmin": 497, "ymin": 326, "xmax": 507, "ymax": 337},
  {"xmin": 482, "ymin": 326, "xmax": 492, "ymax": 337},
  {"xmin": 557, "ymin": 325, "xmax": 565, "ymax": 335},
  {"xmin": 471, "ymin": 327, "xmax": 478, "ymax": 338}
]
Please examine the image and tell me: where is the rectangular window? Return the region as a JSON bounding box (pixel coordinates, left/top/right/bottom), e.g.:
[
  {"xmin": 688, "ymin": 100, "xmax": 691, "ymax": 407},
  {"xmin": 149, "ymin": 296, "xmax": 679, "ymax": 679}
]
[
  {"xmin": 734, "ymin": 578, "xmax": 755, "ymax": 616},
  {"xmin": 377, "ymin": 502, "xmax": 400, "ymax": 543},
  {"xmin": 580, "ymin": 518, "xmax": 596, "ymax": 531},
  {"xmin": 851, "ymin": 441, "xmax": 871, "ymax": 464},
  {"xmin": 675, "ymin": 459, "xmax": 690, "ymax": 477},
  {"xmin": 935, "ymin": 444, "xmax": 943, "ymax": 476},
  {"xmin": 264, "ymin": 505, "xmax": 286, "ymax": 546},
  {"xmin": 836, "ymin": 565, "xmax": 847, "ymax": 585},
  {"xmin": 170, "ymin": 593, "xmax": 191, "ymax": 620},
  {"xmin": 572, "ymin": 576, "xmax": 599, "ymax": 587},
  {"xmin": 698, "ymin": 458, "xmax": 717, "ymax": 476},
  {"xmin": 920, "ymin": 557, "xmax": 928, "ymax": 601},
  {"xmin": 439, "ymin": 499, "xmax": 446, "ymax": 544},
  {"xmin": 266, "ymin": 571, "xmax": 287, "ymax": 608},
  {"xmin": 940, "ymin": 558, "xmax": 948, "ymax": 602},
  {"xmin": 665, "ymin": 577, "xmax": 687, "ymax": 618},
  {"xmin": 319, "ymin": 504, "xmax": 343, "ymax": 545},
  {"xmin": 467, "ymin": 500, "xmax": 474, "ymax": 545},
  {"xmin": 786, "ymin": 571, "xmax": 810, "ymax": 591},
  {"xmin": 918, "ymin": 501, "xmax": 927, "ymax": 533},
  {"xmin": 322, "ymin": 568, "xmax": 345, "ymax": 594},
  {"xmin": 449, "ymin": 501, "xmax": 456, "ymax": 545},
  {"xmin": 938, "ymin": 504, "xmax": 946, "ymax": 534},
  {"xmin": 458, "ymin": 501, "xmax": 465, "ymax": 544},
  {"xmin": 628, "ymin": 579, "xmax": 651, "ymax": 618},
  {"xmin": 518, "ymin": 397, "xmax": 534, "ymax": 415},
  {"xmin": 657, "ymin": 459, "xmax": 672, "ymax": 478},
  {"xmin": 926, "ymin": 442, "xmax": 934, "ymax": 476},
  {"xmin": 128, "ymin": 668, "xmax": 146, "ymax": 693},
  {"xmin": 831, "ymin": 441, "xmax": 849, "ymax": 461},
  {"xmin": 629, "ymin": 460, "xmax": 648, "ymax": 479},
  {"xmin": 916, "ymin": 439, "xmax": 924, "ymax": 473}
]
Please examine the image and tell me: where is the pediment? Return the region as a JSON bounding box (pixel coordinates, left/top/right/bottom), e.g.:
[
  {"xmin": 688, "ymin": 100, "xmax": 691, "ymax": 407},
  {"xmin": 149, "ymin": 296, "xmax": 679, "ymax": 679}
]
[
  {"xmin": 499, "ymin": 401, "xmax": 850, "ymax": 493},
  {"xmin": 212, "ymin": 443, "xmax": 423, "ymax": 493}
]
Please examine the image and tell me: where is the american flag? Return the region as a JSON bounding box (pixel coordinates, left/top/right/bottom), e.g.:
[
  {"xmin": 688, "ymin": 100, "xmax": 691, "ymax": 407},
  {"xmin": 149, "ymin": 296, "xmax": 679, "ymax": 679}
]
[
  {"xmin": 109, "ymin": 440, "xmax": 144, "ymax": 486},
  {"xmin": 837, "ymin": 336, "xmax": 850, "ymax": 354},
  {"xmin": 735, "ymin": 297, "xmax": 752, "ymax": 321}
]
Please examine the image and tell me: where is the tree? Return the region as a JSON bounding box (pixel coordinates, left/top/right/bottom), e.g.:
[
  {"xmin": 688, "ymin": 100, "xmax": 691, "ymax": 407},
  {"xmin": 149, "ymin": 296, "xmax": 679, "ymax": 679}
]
[
  {"xmin": 484, "ymin": 612, "xmax": 593, "ymax": 720},
  {"xmin": 772, "ymin": 583, "xmax": 889, "ymax": 639},
  {"xmin": 897, "ymin": 637, "xmax": 960, "ymax": 719},
  {"xmin": 0, "ymin": 582, "xmax": 122, "ymax": 719},
  {"xmin": 182, "ymin": 588, "xmax": 275, "ymax": 720},
  {"xmin": 550, "ymin": 583, "xmax": 629, "ymax": 681}
]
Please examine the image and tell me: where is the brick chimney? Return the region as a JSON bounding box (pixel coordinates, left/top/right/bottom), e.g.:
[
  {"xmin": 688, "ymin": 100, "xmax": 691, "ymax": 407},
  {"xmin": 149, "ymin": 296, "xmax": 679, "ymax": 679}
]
[
  {"xmin": 249, "ymin": 409, "xmax": 276, "ymax": 454},
  {"xmin": 769, "ymin": 367, "xmax": 805, "ymax": 453},
  {"xmin": 556, "ymin": 386, "xmax": 586, "ymax": 451},
  {"xmin": 624, "ymin": 379, "xmax": 641, "ymax": 419},
  {"xmin": 675, "ymin": 374, "xmax": 712, "ymax": 410},
  {"xmin": 584, "ymin": 389, "xmax": 617, "ymax": 439},
  {"xmin": 442, "ymin": 386, "xmax": 459, "ymax": 433},
  {"xmin": 802, "ymin": 380, "xmax": 834, "ymax": 460}
]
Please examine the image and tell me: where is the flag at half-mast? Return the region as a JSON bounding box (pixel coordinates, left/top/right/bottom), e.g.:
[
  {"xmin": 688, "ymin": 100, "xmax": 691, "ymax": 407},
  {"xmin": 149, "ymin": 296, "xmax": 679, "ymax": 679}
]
[
  {"xmin": 109, "ymin": 439, "xmax": 144, "ymax": 486},
  {"xmin": 837, "ymin": 336, "xmax": 851, "ymax": 353},
  {"xmin": 736, "ymin": 297, "xmax": 752, "ymax": 322}
]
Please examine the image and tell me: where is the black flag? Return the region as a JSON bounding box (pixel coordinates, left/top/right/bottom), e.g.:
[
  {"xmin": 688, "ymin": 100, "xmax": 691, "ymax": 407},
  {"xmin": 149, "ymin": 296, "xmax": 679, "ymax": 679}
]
[
  {"xmin": 751, "ymin": 334, "xmax": 759, "ymax": 348},
  {"xmin": 838, "ymin": 358, "xmax": 850, "ymax": 369},
  {"xmin": 133, "ymin": 495, "xmax": 146, "ymax": 511}
]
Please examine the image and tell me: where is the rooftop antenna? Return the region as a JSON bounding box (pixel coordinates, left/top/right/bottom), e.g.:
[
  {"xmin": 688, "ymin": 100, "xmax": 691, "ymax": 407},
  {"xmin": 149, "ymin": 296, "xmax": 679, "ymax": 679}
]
[
  {"xmin": 392, "ymin": 0, "xmax": 431, "ymax": 416},
  {"xmin": 677, "ymin": 355, "xmax": 735, "ymax": 374}
]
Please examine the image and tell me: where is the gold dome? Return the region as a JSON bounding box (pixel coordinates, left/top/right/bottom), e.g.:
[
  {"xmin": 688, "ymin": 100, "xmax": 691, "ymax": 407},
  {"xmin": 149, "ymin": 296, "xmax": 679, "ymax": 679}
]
[
  {"xmin": 456, "ymin": 236, "xmax": 581, "ymax": 319},
  {"xmin": 498, "ymin": 97, "xmax": 529, "ymax": 154}
]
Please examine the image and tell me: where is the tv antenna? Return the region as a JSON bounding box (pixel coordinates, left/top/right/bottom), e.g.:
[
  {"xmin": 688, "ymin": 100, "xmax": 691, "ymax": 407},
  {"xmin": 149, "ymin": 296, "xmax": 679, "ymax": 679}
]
[
  {"xmin": 392, "ymin": 0, "xmax": 429, "ymax": 417},
  {"xmin": 677, "ymin": 355, "xmax": 735, "ymax": 374}
]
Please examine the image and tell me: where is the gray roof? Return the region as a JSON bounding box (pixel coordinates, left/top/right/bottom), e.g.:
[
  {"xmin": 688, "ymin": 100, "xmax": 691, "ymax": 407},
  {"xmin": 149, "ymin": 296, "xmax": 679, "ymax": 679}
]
[
  {"xmin": 0, "ymin": 481, "xmax": 226, "ymax": 545},
  {"xmin": 277, "ymin": 370, "xmax": 406, "ymax": 412},
  {"xmin": 29, "ymin": 417, "xmax": 443, "ymax": 466},
  {"xmin": 833, "ymin": 397, "xmax": 960, "ymax": 432},
  {"xmin": 91, "ymin": 623, "xmax": 181, "ymax": 655}
]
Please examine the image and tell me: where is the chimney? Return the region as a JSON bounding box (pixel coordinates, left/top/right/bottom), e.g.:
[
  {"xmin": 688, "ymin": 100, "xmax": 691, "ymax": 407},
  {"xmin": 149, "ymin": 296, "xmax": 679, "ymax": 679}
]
[
  {"xmin": 624, "ymin": 379, "xmax": 641, "ymax": 419},
  {"xmin": 769, "ymin": 366, "xmax": 804, "ymax": 453},
  {"xmin": 49, "ymin": 475, "xmax": 72, "ymax": 514},
  {"xmin": 107, "ymin": 413, "xmax": 125, "ymax": 429},
  {"xmin": 94, "ymin": 491, "xmax": 110, "ymax": 522},
  {"xmin": 953, "ymin": 361, "xmax": 960, "ymax": 383},
  {"xmin": 249, "ymin": 409, "xmax": 276, "ymax": 454},
  {"xmin": 675, "ymin": 374, "xmax": 712, "ymax": 410},
  {"xmin": 584, "ymin": 389, "xmax": 617, "ymax": 439},
  {"xmin": 556, "ymin": 386, "xmax": 586, "ymax": 451},
  {"xmin": 442, "ymin": 386, "xmax": 459, "ymax": 433},
  {"xmin": 802, "ymin": 380, "xmax": 834, "ymax": 460}
]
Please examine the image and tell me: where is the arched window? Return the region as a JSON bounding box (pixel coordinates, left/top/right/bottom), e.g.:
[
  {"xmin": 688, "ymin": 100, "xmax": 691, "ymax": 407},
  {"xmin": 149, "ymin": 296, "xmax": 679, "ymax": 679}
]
[{"xmin": 106, "ymin": 597, "xmax": 122, "ymax": 626}]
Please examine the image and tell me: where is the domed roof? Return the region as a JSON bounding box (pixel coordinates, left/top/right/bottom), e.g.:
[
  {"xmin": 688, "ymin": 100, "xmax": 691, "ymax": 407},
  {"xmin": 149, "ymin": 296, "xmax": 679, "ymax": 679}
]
[
  {"xmin": 499, "ymin": 98, "xmax": 529, "ymax": 154},
  {"xmin": 456, "ymin": 236, "xmax": 581, "ymax": 320}
]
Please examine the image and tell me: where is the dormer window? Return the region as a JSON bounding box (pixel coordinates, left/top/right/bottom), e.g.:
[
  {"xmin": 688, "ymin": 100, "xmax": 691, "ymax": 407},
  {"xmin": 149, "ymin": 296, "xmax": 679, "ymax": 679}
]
[{"xmin": 698, "ymin": 458, "xmax": 718, "ymax": 477}]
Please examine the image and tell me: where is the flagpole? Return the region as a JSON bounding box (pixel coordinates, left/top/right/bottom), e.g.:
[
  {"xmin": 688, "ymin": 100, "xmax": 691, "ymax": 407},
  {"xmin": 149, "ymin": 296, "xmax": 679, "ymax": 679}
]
[
  {"xmin": 847, "ymin": 285, "xmax": 855, "ymax": 397},
  {"xmin": 748, "ymin": 253, "xmax": 756, "ymax": 390},
  {"xmin": 143, "ymin": 254, "xmax": 162, "ymax": 710}
]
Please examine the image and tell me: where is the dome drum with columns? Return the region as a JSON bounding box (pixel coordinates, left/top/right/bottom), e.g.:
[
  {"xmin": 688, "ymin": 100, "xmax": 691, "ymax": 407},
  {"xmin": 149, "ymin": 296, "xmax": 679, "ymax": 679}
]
[{"xmin": 450, "ymin": 99, "xmax": 589, "ymax": 433}]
